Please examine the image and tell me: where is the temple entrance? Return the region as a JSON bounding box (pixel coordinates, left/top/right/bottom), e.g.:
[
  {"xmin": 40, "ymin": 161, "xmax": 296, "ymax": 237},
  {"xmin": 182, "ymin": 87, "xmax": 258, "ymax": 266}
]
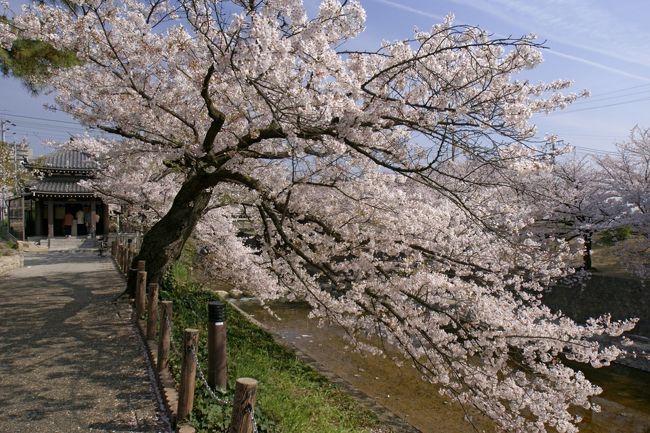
[
  {"xmin": 8, "ymin": 150, "xmax": 109, "ymax": 241},
  {"xmin": 46, "ymin": 201, "xmax": 106, "ymax": 238}
]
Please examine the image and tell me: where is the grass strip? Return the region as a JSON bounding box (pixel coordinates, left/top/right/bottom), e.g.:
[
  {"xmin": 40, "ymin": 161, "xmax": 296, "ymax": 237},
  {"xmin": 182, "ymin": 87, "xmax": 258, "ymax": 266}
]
[{"xmin": 160, "ymin": 268, "xmax": 380, "ymax": 433}]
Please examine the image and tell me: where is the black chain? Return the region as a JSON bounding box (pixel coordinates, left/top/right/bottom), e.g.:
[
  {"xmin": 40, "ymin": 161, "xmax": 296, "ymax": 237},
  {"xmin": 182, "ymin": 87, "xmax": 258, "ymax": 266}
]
[{"xmin": 165, "ymin": 315, "xmax": 260, "ymax": 433}]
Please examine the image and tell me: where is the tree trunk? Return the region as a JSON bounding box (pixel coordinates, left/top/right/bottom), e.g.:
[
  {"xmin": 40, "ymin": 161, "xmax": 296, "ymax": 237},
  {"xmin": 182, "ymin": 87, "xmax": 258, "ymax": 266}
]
[
  {"xmin": 583, "ymin": 232, "xmax": 593, "ymax": 270},
  {"xmin": 126, "ymin": 174, "xmax": 212, "ymax": 296}
]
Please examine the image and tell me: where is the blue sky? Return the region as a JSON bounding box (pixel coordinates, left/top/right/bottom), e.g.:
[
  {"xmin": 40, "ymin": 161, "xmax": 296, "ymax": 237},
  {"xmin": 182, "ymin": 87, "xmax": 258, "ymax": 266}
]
[{"xmin": 1, "ymin": 0, "xmax": 649, "ymax": 156}]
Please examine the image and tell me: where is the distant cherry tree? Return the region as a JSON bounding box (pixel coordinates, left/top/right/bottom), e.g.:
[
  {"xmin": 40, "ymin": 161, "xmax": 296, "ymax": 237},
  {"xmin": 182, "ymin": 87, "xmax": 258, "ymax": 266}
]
[
  {"xmin": 1, "ymin": 1, "xmax": 639, "ymax": 432},
  {"xmin": 598, "ymin": 126, "xmax": 650, "ymax": 280},
  {"xmin": 529, "ymin": 156, "xmax": 616, "ymax": 269},
  {"xmin": 0, "ymin": 139, "xmax": 30, "ymax": 193}
]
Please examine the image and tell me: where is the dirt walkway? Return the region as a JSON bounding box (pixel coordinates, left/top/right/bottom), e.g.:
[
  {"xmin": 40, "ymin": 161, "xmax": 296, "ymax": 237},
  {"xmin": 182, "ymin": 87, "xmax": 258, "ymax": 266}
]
[{"xmin": 0, "ymin": 252, "xmax": 168, "ymax": 433}]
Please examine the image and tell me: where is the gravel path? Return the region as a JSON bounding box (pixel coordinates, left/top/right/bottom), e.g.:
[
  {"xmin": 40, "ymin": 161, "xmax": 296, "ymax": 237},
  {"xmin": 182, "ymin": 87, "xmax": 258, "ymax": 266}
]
[{"xmin": 0, "ymin": 252, "xmax": 169, "ymax": 433}]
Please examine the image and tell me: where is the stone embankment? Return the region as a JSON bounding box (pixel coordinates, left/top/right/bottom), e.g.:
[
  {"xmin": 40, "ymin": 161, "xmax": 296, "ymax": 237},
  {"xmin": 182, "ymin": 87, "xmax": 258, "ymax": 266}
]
[{"xmin": 0, "ymin": 254, "xmax": 23, "ymax": 275}]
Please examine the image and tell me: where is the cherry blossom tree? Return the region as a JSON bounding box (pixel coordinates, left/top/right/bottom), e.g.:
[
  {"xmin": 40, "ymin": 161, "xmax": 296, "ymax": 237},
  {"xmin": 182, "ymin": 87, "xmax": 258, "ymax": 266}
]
[
  {"xmin": 0, "ymin": 139, "xmax": 14, "ymax": 191},
  {"xmin": 0, "ymin": 138, "xmax": 30, "ymax": 193},
  {"xmin": 1, "ymin": 1, "xmax": 79, "ymax": 92},
  {"xmin": 598, "ymin": 126, "xmax": 650, "ymax": 280},
  {"xmin": 530, "ymin": 156, "xmax": 616, "ymax": 269},
  {"xmin": 1, "ymin": 1, "xmax": 639, "ymax": 432}
]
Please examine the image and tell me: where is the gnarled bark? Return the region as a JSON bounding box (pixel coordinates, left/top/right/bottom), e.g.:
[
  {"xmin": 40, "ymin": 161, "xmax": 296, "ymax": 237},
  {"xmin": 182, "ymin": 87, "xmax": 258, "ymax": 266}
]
[{"xmin": 126, "ymin": 174, "xmax": 213, "ymax": 296}]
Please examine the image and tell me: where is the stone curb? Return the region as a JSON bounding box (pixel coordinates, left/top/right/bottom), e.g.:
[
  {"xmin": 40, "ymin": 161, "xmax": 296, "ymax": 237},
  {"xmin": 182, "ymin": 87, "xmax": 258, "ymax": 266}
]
[
  {"xmin": 112, "ymin": 250, "xmax": 193, "ymax": 433},
  {"xmin": 136, "ymin": 318, "xmax": 195, "ymax": 433}
]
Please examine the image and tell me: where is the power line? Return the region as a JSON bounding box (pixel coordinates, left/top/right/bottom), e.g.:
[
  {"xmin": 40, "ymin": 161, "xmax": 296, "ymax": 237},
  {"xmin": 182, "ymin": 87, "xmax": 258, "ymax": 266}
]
[
  {"xmin": 0, "ymin": 111, "xmax": 84, "ymax": 126},
  {"xmin": 552, "ymin": 96, "xmax": 650, "ymax": 115},
  {"xmin": 573, "ymin": 145, "xmax": 617, "ymax": 155},
  {"xmin": 570, "ymin": 88, "xmax": 650, "ymax": 106},
  {"xmin": 560, "ymin": 133, "xmax": 625, "ymax": 139},
  {"xmin": 585, "ymin": 83, "xmax": 650, "ymax": 98},
  {"xmin": 11, "ymin": 118, "xmax": 87, "ymax": 130},
  {"xmin": 12, "ymin": 125, "xmax": 86, "ymax": 136}
]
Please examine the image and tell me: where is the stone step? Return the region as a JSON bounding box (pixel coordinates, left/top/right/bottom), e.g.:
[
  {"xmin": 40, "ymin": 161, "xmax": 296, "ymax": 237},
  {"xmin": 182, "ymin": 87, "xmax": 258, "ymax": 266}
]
[{"xmin": 48, "ymin": 238, "xmax": 99, "ymax": 250}]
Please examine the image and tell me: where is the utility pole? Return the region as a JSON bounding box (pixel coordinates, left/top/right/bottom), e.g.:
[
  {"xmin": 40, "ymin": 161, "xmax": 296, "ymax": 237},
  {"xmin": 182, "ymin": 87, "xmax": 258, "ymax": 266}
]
[
  {"xmin": 551, "ymin": 140, "xmax": 556, "ymax": 166},
  {"xmin": 550, "ymin": 139, "xmax": 564, "ymax": 166},
  {"xmin": 0, "ymin": 118, "xmax": 15, "ymax": 144},
  {"xmin": 0, "ymin": 118, "xmax": 18, "ymax": 193},
  {"xmin": 0, "ymin": 118, "xmax": 17, "ymax": 224}
]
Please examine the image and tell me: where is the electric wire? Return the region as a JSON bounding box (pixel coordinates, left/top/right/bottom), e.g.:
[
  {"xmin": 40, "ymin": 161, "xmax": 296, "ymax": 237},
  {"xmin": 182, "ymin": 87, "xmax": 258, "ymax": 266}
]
[{"xmin": 550, "ymin": 96, "xmax": 650, "ymax": 115}]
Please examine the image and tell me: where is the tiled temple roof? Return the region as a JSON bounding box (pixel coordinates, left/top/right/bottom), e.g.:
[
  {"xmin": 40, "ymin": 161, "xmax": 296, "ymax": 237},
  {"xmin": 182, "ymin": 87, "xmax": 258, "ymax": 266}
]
[
  {"xmin": 41, "ymin": 150, "xmax": 98, "ymax": 171},
  {"xmin": 27, "ymin": 177, "xmax": 95, "ymax": 198},
  {"xmin": 21, "ymin": 150, "xmax": 99, "ymax": 198}
]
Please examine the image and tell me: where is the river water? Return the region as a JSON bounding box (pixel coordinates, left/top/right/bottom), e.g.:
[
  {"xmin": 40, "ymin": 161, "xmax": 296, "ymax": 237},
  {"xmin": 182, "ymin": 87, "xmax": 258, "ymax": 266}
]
[{"xmin": 235, "ymin": 301, "xmax": 650, "ymax": 433}]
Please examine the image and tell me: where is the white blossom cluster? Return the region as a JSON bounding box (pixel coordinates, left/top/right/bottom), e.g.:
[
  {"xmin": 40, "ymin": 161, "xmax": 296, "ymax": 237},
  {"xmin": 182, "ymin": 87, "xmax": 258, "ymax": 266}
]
[
  {"xmin": 1, "ymin": 1, "xmax": 641, "ymax": 432},
  {"xmin": 597, "ymin": 126, "xmax": 650, "ymax": 280},
  {"xmin": 0, "ymin": 0, "xmax": 17, "ymax": 49}
]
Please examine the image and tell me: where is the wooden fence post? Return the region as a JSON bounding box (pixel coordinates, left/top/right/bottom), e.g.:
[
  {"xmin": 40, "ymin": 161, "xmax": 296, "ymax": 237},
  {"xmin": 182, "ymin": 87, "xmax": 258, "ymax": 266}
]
[
  {"xmin": 138, "ymin": 259, "xmax": 145, "ymax": 272},
  {"xmin": 124, "ymin": 239, "xmax": 133, "ymax": 275},
  {"xmin": 121, "ymin": 239, "xmax": 127, "ymax": 271},
  {"xmin": 117, "ymin": 242, "xmax": 124, "ymax": 271},
  {"xmin": 208, "ymin": 301, "xmax": 227, "ymax": 390},
  {"xmin": 157, "ymin": 301, "xmax": 173, "ymax": 372},
  {"xmin": 135, "ymin": 270, "xmax": 147, "ymax": 318},
  {"xmin": 177, "ymin": 328, "xmax": 199, "ymax": 422},
  {"xmin": 147, "ymin": 283, "xmax": 159, "ymax": 340},
  {"xmin": 228, "ymin": 378, "xmax": 258, "ymax": 433},
  {"xmin": 121, "ymin": 241, "xmax": 128, "ymax": 274}
]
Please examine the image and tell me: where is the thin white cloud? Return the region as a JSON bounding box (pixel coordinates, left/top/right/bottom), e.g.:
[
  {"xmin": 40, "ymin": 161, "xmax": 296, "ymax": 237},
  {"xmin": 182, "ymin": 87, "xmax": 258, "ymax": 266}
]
[
  {"xmin": 449, "ymin": 0, "xmax": 650, "ymax": 70},
  {"xmin": 369, "ymin": 0, "xmax": 650, "ymax": 83},
  {"xmin": 372, "ymin": 0, "xmax": 446, "ymax": 22},
  {"xmin": 544, "ymin": 50, "xmax": 650, "ymax": 83}
]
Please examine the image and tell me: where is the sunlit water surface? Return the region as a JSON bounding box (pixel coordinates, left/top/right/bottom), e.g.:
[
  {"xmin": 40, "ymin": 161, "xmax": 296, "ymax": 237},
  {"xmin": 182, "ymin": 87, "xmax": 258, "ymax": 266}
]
[{"xmin": 235, "ymin": 301, "xmax": 650, "ymax": 433}]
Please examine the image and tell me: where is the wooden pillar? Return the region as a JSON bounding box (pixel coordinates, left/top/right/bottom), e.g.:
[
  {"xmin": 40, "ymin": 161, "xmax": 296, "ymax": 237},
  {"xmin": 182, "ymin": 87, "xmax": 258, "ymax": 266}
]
[
  {"xmin": 136, "ymin": 270, "xmax": 147, "ymax": 317},
  {"xmin": 90, "ymin": 200, "xmax": 97, "ymax": 238},
  {"xmin": 117, "ymin": 240, "xmax": 123, "ymax": 270},
  {"xmin": 146, "ymin": 283, "xmax": 159, "ymax": 340},
  {"xmin": 177, "ymin": 329, "xmax": 199, "ymax": 422},
  {"xmin": 34, "ymin": 200, "xmax": 42, "ymax": 236},
  {"xmin": 228, "ymin": 378, "xmax": 258, "ymax": 433},
  {"xmin": 123, "ymin": 239, "xmax": 131, "ymax": 275},
  {"xmin": 103, "ymin": 203, "xmax": 109, "ymax": 235},
  {"xmin": 157, "ymin": 301, "xmax": 173, "ymax": 372},
  {"xmin": 47, "ymin": 200, "xmax": 54, "ymax": 238}
]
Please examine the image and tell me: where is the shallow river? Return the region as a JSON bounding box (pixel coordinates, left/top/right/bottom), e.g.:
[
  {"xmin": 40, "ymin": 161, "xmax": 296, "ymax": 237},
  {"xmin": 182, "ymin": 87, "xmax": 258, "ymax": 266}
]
[{"xmin": 236, "ymin": 301, "xmax": 650, "ymax": 433}]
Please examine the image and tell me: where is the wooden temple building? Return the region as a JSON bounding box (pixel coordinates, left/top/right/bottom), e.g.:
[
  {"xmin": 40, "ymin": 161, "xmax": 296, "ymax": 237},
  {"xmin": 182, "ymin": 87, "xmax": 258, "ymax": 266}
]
[{"xmin": 7, "ymin": 150, "xmax": 108, "ymax": 241}]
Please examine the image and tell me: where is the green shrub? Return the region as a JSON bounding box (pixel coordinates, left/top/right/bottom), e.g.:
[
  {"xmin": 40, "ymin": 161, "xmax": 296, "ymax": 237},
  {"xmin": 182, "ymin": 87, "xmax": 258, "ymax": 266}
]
[{"xmin": 599, "ymin": 226, "xmax": 633, "ymax": 246}]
